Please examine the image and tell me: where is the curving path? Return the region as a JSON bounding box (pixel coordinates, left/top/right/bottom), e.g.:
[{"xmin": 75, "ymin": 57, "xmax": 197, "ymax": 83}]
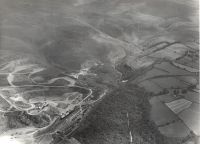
[{"xmin": 0, "ymin": 57, "xmax": 107, "ymax": 144}]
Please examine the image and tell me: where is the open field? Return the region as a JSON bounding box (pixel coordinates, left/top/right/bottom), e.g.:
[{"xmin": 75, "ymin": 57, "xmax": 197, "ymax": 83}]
[
  {"xmin": 178, "ymin": 103, "xmax": 200, "ymax": 136},
  {"xmin": 156, "ymin": 94, "xmax": 177, "ymax": 103},
  {"xmin": 139, "ymin": 80, "xmax": 162, "ymax": 93},
  {"xmin": 183, "ymin": 91, "xmax": 200, "ymax": 104},
  {"xmin": 173, "ymin": 62, "xmax": 199, "ymax": 73},
  {"xmin": 158, "ymin": 121, "xmax": 191, "ymax": 137},
  {"xmin": 178, "ymin": 76, "xmax": 198, "ymax": 86},
  {"xmin": 149, "ymin": 97, "xmax": 177, "ymax": 125},
  {"xmin": 165, "ymin": 99, "xmax": 192, "ymax": 114},
  {"xmin": 149, "ymin": 89, "xmax": 199, "ymax": 139},
  {"xmin": 136, "ymin": 61, "xmax": 198, "ymax": 96},
  {"xmin": 154, "ymin": 62, "xmax": 193, "ymax": 75},
  {"xmin": 151, "ymin": 77, "xmax": 188, "ymax": 89},
  {"xmin": 149, "ymin": 43, "xmax": 188, "ymax": 60}
]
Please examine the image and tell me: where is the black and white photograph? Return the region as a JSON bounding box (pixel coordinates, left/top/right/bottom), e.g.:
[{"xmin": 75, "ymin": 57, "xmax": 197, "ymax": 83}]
[{"xmin": 0, "ymin": 0, "xmax": 199, "ymax": 144}]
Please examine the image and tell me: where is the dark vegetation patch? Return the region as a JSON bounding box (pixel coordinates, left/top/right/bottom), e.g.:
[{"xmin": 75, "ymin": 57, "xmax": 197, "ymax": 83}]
[
  {"xmin": 69, "ymin": 86, "xmax": 90, "ymax": 98},
  {"xmin": 116, "ymin": 61, "xmax": 153, "ymax": 81},
  {"xmin": 0, "ymin": 75, "xmax": 10, "ymax": 86},
  {"xmin": 74, "ymin": 83, "xmax": 182, "ymax": 144},
  {"xmin": 5, "ymin": 111, "xmax": 50, "ymax": 129}
]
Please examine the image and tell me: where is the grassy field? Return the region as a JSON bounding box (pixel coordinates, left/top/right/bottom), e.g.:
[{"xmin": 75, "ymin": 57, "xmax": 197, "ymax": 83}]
[
  {"xmin": 149, "ymin": 96, "xmax": 177, "ymax": 125},
  {"xmin": 183, "ymin": 91, "xmax": 200, "ymax": 104},
  {"xmin": 158, "ymin": 121, "xmax": 190, "ymax": 137},
  {"xmin": 136, "ymin": 61, "xmax": 197, "ymax": 95},
  {"xmin": 178, "ymin": 103, "xmax": 200, "ymax": 136},
  {"xmin": 165, "ymin": 99, "xmax": 192, "ymax": 114},
  {"xmin": 139, "ymin": 80, "xmax": 162, "ymax": 93}
]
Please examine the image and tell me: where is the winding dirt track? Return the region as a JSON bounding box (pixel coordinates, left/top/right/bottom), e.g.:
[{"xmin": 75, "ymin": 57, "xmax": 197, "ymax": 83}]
[{"xmin": 0, "ymin": 58, "xmax": 107, "ymax": 143}]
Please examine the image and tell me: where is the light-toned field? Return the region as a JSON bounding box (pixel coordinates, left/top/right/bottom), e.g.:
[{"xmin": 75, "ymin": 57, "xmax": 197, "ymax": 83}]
[
  {"xmin": 173, "ymin": 62, "xmax": 199, "ymax": 73},
  {"xmin": 158, "ymin": 121, "xmax": 191, "ymax": 137},
  {"xmin": 178, "ymin": 103, "xmax": 200, "ymax": 136},
  {"xmin": 184, "ymin": 91, "xmax": 200, "ymax": 104},
  {"xmin": 154, "ymin": 62, "xmax": 192, "ymax": 75},
  {"xmin": 149, "ymin": 92, "xmax": 200, "ymax": 137},
  {"xmin": 137, "ymin": 61, "xmax": 196, "ymax": 95},
  {"xmin": 157, "ymin": 94, "xmax": 177, "ymax": 103},
  {"xmin": 138, "ymin": 68, "xmax": 167, "ymax": 82},
  {"xmin": 165, "ymin": 98, "xmax": 192, "ymax": 114},
  {"xmin": 150, "ymin": 44, "xmax": 188, "ymax": 60},
  {"xmin": 151, "ymin": 77, "xmax": 188, "ymax": 89},
  {"xmin": 178, "ymin": 76, "xmax": 198, "ymax": 85},
  {"xmin": 139, "ymin": 80, "xmax": 162, "ymax": 93}
]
